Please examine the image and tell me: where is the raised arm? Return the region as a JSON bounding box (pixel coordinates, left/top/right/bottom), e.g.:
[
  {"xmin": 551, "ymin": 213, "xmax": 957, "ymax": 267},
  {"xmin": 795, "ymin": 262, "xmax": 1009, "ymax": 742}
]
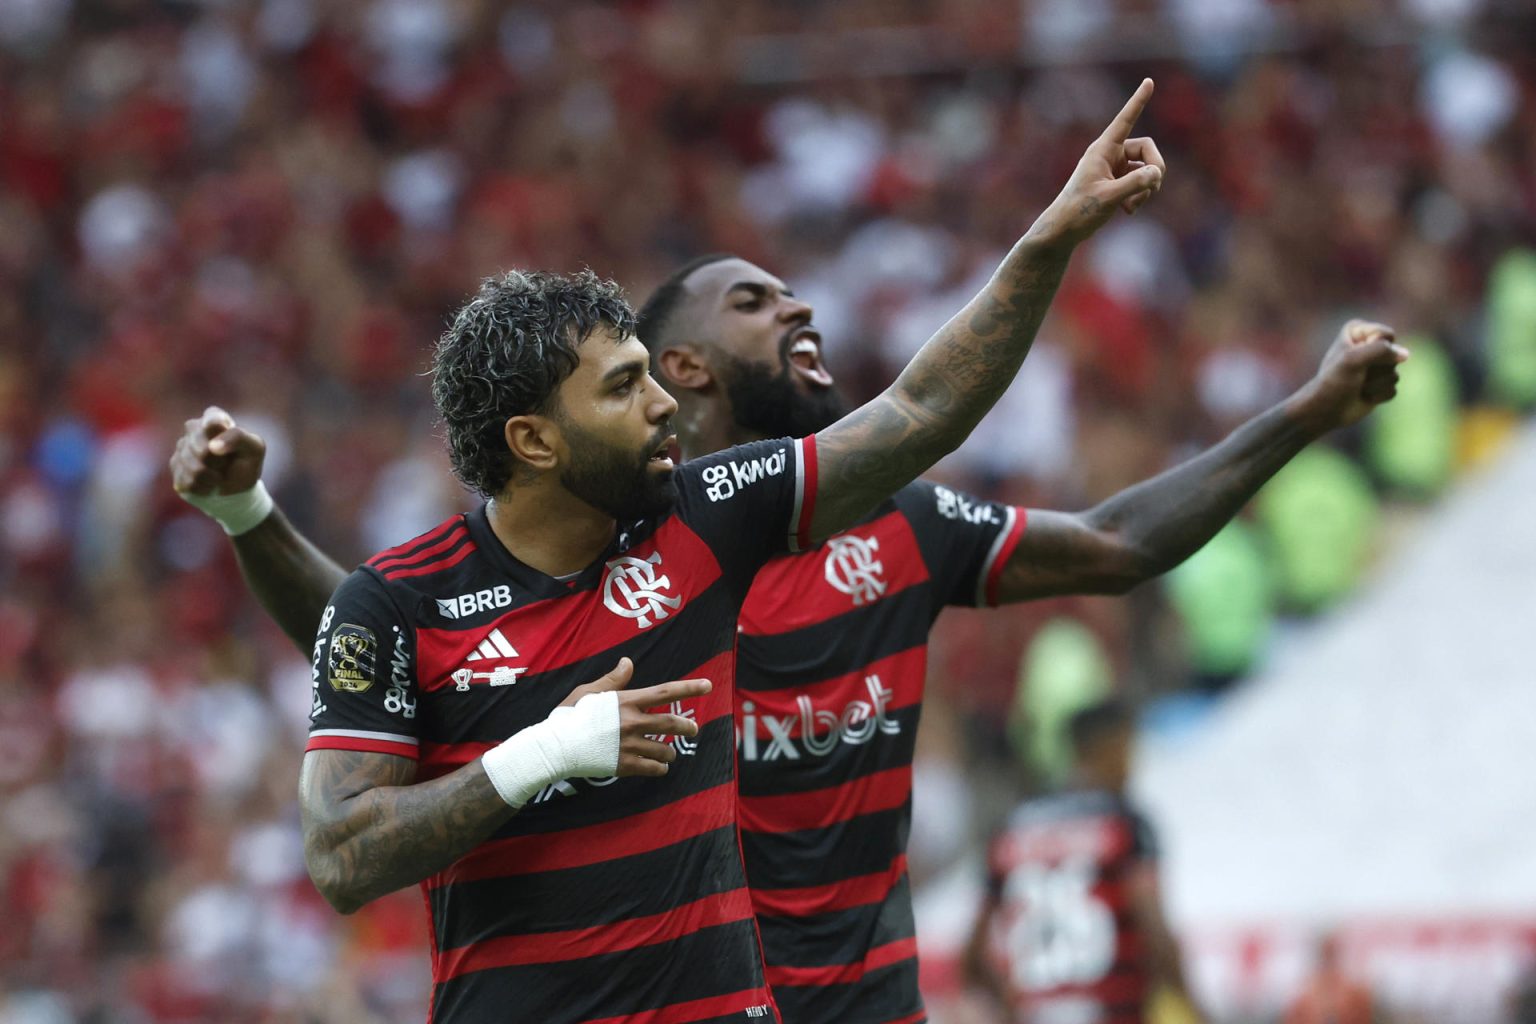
[
  {"xmin": 994, "ymin": 320, "xmax": 1408, "ymax": 601},
  {"xmin": 301, "ymin": 659, "xmax": 707, "ymax": 913},
  {"xmin": 808, "ymin": 79, "xmax": 1166, "ymax": 541},
  {"xmin": 171, "ymin": 406, "xmax": 347, "ymax": 650}
]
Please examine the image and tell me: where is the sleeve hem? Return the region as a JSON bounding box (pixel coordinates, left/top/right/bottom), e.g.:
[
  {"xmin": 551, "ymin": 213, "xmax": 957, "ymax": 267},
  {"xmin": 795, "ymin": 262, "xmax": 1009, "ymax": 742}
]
[
  {"xmin": 788, "ymin": 435, "xmax": 819, "ymax": 553},
  {"xmin": 978, "ymin": 506, "xmax": 1028, "ymax": 607},
  {"xmin": 306, "ymin": 733, "xmax": 420, "ymax": 760}
]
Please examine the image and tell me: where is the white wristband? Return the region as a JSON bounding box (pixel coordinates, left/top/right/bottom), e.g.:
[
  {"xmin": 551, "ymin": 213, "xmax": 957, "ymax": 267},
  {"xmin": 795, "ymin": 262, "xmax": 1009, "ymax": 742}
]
[
  {"xmin": 180, "ymin": 481, "xmax": 275, "ymax": 536},
  {"xmin": 481, "ymin": 691, "xmax": 621, "ymax": 809}
]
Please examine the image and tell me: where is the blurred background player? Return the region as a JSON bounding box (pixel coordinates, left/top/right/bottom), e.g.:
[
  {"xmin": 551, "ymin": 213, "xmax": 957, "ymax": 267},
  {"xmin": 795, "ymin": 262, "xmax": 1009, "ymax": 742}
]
[{"xmin": 964, "ymin": 699, "xmax": 1204, "ymax": 1024}]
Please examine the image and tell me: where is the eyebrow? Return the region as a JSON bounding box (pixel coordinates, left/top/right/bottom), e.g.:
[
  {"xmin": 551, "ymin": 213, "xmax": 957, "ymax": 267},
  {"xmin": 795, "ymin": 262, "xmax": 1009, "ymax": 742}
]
[
  {"xmin": 726, "ymin": 281, "xmax": 794, "ymax": 301},
  {"xmin": 601, "ymin": 359, "xmax": 647, "ymax": 385}
]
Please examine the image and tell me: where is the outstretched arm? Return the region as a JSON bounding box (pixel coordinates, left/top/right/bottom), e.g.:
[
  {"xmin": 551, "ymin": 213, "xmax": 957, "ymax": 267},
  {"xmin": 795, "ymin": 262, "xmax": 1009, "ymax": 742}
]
[
  {"xmin": 171, "ymin": 407, "xmax": 348, "ymax": 650},
  {"xmin": 302, "ymin": 660, "xmax": 708, "ymax": 913},
  {"xmin": 808, "ymin": 79, "xmax": 1166, "ymax": 541},
  {"xmin": 994, "ymin": 320, "xmax": 1408, "ymax": 601}
]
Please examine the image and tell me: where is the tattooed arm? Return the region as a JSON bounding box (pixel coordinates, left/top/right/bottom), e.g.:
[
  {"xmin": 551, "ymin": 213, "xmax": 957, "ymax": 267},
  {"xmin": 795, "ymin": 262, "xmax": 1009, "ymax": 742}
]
[
  {"xmin": 171, "ymin": 407, "xmax": 347, "ymax": 650},
  {"xmin": 300, "ymin": 750, "xmax": 511, "ymax": 914},
  {"xmin": 807, "ymin": 80, "xmax": 1167, "ymax": 541},
  {"xmin": 300, "ymin": 661, "xmax": 706, "ymax": 914},
  {"xmin": 994, "ymin": 320, "xmax": 1408, "ymax": 600}
]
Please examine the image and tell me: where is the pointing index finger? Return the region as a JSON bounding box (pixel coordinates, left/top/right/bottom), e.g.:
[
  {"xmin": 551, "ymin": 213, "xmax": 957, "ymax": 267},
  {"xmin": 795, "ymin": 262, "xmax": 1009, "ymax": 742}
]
[{"xmin": 1100, "ymin": 78, "xmax": 1154, "ymax": 145}]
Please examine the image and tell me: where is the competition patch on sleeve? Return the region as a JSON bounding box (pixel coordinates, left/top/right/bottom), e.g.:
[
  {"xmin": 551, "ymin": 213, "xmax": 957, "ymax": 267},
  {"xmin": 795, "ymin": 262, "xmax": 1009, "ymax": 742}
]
[{"xmin": 328, "ymin": 624, "xmax": 378, "ymax": 693}]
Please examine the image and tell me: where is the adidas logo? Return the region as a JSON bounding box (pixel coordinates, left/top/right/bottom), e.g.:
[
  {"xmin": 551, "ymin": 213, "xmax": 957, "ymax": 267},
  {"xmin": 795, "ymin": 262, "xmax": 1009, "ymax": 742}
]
[{"xmin": 451, "ymin": 629, "xmax": 527, "ymax": 691}]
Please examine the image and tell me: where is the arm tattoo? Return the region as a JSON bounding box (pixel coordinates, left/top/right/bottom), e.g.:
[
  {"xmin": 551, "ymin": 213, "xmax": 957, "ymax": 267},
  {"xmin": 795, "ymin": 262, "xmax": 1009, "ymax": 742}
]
[
  {"xmin": 232, "ymin": 508, "xmax": 349, "ymax": 652},
  {"xmin": 812, "ymin": 236, "xmax": 1070, "ymax": 538},
  {"xmin": 300, "ymin": 750, "xmax": 516, "ymax": 913}
]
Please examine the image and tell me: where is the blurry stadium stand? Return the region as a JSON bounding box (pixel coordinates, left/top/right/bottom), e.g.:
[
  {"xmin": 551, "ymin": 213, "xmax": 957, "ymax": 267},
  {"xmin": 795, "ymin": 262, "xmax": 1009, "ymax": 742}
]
[{"xmin": 1136, "ymin": 420, "xmax": 1536, "ymax": 1022}]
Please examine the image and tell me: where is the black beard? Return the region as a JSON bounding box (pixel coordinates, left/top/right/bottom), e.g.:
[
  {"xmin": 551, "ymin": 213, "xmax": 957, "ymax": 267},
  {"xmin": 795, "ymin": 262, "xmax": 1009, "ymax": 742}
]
[
  {"xmin": 721, "ymin": 352, "xmax": 846, "ymax": 439},
  {"xmin": 559, "ymin": 420, "xmax": 678, "ymax": 521}
]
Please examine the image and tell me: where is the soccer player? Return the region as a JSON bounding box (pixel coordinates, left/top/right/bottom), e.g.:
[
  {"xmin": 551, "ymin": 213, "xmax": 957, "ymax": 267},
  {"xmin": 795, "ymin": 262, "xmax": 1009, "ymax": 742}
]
[
  {"xmin": 173, "ymin": 109, "xmax": 1408, "ymax": 1024},
  {"xmin": 964, "ymin": 700, "xmax": 1206, "ymax": 1024},
  {"xmin": 173, "ymin": 81, "xmax": 1169, "ymax": 1024}
]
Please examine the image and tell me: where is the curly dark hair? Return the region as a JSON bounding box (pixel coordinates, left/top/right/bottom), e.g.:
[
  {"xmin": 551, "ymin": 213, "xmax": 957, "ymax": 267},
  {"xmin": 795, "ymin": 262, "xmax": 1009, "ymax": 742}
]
[{"xmin": 431, "ymin": 268, "xmax": 636, "ymax": 498}]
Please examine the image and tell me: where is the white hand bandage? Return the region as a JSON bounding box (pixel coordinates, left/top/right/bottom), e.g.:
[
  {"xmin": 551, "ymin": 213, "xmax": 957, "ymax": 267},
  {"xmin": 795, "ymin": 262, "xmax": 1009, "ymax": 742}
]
[
  {"xmin": 481, "ymin": 691, "xmax": 622, "ymax": 809},
  {"xmin": 180, "ymin": 481, "xmax": 275, "ymax": 536}
]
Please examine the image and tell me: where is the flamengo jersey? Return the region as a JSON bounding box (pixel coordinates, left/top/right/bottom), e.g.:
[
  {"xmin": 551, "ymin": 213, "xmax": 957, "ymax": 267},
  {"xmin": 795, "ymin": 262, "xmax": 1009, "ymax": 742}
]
[
  {"xmin": 735, "ymin": 480, "xmax": 1026, "ymax": 1024},
  {"xmin": 305, "ymin": 437, "xmax": 816, "ymax": 1024},
  {"xmin": 984, "ymin": 789, "xmax": 1158, "ymax": 1024}
]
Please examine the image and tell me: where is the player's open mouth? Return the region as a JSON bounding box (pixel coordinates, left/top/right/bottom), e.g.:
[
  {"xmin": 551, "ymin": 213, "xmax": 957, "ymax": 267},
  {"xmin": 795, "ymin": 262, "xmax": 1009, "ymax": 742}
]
[
  {"xmin": 648, "ymin": 435, "xmax": 677, "ymax": 470},
  {"xmin": 787, "ymin": 329, "xmax": 835, "ymax": 388}
]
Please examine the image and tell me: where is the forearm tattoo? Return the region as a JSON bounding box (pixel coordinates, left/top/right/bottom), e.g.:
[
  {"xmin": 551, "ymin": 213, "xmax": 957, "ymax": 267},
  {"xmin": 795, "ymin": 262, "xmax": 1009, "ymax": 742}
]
[
  {"xmin": 814, "ymin": 238, "xmax": 1070, "ymax": 534},
  {"xmin": 300, "ymin": 750, "xmax": 516, "ymax": 912}
]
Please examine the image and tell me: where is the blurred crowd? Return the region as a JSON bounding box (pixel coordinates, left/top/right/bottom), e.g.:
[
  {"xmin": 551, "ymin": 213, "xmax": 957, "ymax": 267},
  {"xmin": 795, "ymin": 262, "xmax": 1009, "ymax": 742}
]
[{"xmin": 2, "ymin": 0, "xmax": 1534, "ymax": 1021}]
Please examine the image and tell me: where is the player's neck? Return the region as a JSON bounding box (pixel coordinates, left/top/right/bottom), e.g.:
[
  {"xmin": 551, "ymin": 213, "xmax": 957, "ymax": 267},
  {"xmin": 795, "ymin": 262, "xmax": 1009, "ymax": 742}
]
[
  {"xmin": 679, "ymin": 410, "xmax": 769, "ymax": 460},
  {"xmin": 485, "ymin": 483, "xmax": 615, "ymax": 578}
]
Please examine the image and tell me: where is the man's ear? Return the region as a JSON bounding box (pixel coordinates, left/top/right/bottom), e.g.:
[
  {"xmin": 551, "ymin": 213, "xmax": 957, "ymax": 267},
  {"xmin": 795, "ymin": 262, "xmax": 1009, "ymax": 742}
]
[
  {"xmin": 656, "ymin": 344, "xmax": 713, "ymax": 392},
  {"xmin": 504, "ymin": 414, "xmax": 560, "ymax": 474}
]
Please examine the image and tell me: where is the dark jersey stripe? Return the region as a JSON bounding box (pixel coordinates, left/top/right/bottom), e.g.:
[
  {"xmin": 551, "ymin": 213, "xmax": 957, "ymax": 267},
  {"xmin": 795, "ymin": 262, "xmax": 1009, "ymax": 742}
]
[
  {"xmin": 437, "ymin": 885, "xmax": 756, "ymax": 979},
  {"xmin": 750, "ymin": 854, "xmax": 908, "ymax": 918},
  {"xmin": 756, "ymin": 873, "xmax": 915, "ymax": 972},
  {"xmin": 429, "ymin": 920, "xmax": 774, "ymax": 1023},
  {"xmin": 433, "ymin": 780, "xmax": 736, "ymax": 887},
  {"xmin": 768, "ymin": 951, "xmax": 925, "ymax": 1024},
  {"xmin": 736, "ymin": 583, "xmax": 935, "ymax": 687},
  {"xmin": 742, "ymin": 804, "xmax": 910, "ymax": 892}
]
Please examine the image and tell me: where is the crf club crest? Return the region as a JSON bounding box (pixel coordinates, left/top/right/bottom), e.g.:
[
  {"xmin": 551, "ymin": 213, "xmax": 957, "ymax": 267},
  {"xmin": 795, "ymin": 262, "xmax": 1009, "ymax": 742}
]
[
  {"xmin": 602, "ymin": 551, "xmax": 683, "ymax": 629},
  {"xmin": 328, "ymin": 624, "xmax": 377, "ymax": 693},
  {"xmin": 823, "ymin": 533, "xmax": 887, "ymax": 606}
]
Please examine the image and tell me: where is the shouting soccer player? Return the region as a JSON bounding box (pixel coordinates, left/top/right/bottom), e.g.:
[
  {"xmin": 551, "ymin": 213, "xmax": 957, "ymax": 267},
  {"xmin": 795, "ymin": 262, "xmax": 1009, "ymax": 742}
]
[
  {"xmin": 173, "ymin": 86, "xmax": 1404, "ymax": 1023},
  {"xmin": 170, "ymin": 81, "xmax": 1171, "ymax": 1024},
  {"xmin": 964, "ymin": 700, "xmax": 1204, "ymax": 1023}
]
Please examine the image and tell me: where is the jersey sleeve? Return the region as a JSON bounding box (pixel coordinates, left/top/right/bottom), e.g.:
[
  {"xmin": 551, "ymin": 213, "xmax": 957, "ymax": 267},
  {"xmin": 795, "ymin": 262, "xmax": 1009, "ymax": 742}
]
[
  {"xmin": 305, "ymin": 567, "xmax": 420, "ymax": 760},
  {"xmin": 674, "ymin": 435, "xmax": 817, "ymax": 576},
  {"xmin": 897, "ymin": 479, "xmax": 1027, "ymax": 609}
]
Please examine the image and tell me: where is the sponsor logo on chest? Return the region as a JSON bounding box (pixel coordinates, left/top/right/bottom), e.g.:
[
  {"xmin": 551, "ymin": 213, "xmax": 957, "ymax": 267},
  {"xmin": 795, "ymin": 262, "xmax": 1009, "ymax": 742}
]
[
  {"xmin": 437, "ymin": 585, "xmax": 513, "ymax": 620},
  {"xmin": 449, "ymin": 627, "xmax": 527, "ymax": 691},
  {"xmin": 739, "ymin": 674, "xmax": 900, "ymax": 761}
]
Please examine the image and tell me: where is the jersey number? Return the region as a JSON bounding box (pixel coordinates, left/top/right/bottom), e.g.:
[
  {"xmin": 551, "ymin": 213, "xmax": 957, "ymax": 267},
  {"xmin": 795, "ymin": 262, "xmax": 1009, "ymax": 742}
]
[{"xmin": 1003, "ymin": 857, "xmax": 1116, "ymax": 991}]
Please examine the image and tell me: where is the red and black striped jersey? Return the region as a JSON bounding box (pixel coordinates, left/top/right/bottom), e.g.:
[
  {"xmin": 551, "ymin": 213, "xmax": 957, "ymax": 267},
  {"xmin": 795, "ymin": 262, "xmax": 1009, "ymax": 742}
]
[
  {"xmin": 735, "ymin": 479, "xmax": 1026, "ymax": 1024},
  {"xmin": 984, "ymin": 789, "xmax": 1158, "ymax": 1024},
  {"xmin": 305, "ymin": 437, "xmax": 817, "ymax": 1024}
]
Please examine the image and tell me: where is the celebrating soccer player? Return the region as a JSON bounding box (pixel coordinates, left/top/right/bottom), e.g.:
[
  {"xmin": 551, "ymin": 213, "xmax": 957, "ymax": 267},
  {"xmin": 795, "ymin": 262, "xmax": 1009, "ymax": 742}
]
[{"xmin": 173, "ymin": 80, "xmax": 1404, "ymax": 1024}]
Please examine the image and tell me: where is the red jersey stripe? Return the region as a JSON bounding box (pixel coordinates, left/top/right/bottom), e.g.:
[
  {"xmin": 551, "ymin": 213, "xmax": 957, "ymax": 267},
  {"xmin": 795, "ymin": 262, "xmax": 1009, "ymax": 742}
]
[
  {"xmin": 367, "ymin": 516, "xmax": 462, "ymax": 567},
  {"xmin": 579, "ymin": 988, "xmax": 778, "ymax": 1024},
  {"xmin": 430, "ymin": 781, "xmax": 737, "ymax": 886},
  {"xmin": 751, "ymin": 854, "xmax": 908, "ymax": 918},
  {"xmin": 764, "ymin": 936, "xmax": 917, "ymax": 988},
  {"xmin": 384, "ymin": 541, "xmax": 477, "ymax": 580},
  {"xmin": 740, "ymin": 508, "xmax": 930, "ymax": 638},
  {"xmin": 435, "ymin": 886, "xmax": 756, "ymax": 980},
  {"xmin": 881, "ymin": 1011, "xmax": 929, "ymax": 1024},
  {"xmin": 372, "ymin": 524, "xmax": 469, "ymax": 571},
  {"xmin": 981, "ymin": 507, "xmax": 1027, "ymax": 607},
  {"xmin": 305, "ymin": 735, "xmax": 420, "ymax": 759},
  {"xmin": 739, "ymin": 765, "xmax": 911, "ymax": 835}
]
